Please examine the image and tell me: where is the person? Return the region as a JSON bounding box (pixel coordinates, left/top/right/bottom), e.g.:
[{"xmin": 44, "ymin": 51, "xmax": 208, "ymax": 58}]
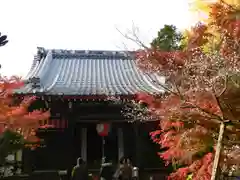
[
  {"xmin": 120, "ymin": 158, "xmax": 132, "ymax": 180},
  {"xmin": 71, "ymin": 157, "xmax": 88, "ymax": 180},
  {"xmin": 99, "ymin": 157, "xmax": 114, "ymax": 180},
  {"xmin": 67, "ymin": 164, "xmax": 74, "ymax": 180},
  {"xmin": 114, "ymin": 157, "xmax": 132, "ymax": 180}
]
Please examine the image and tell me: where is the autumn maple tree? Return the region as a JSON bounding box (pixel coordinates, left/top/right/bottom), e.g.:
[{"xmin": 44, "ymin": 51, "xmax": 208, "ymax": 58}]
[
  {"xmin": 0, "ymin": 33, "xmax": 50, "ymax": 165},
  {"xmin": 0, "ymin": 32, "xmax": 49, "ymax": 166},
  {"xmin": 0, "ymin": 76, "xmax": 50, "ymax": 164},
  {"xmin": 127, "ymin": 0, "xmax": 240, "ymax": 179}
]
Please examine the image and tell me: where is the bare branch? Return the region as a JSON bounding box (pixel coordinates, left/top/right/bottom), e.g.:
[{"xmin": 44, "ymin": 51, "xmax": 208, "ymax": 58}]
[
  {"xmin": 115, "ymin": 23, "xmax": 149, "ymax": 49},
  {"xmin": 115, "ymin": 41, "xmax": 130, "ymax": 52},
  {"xmin": 151, "ymin": 80, "xmax": 180, "ymax": 96},
  {"xmin": 172, "ymin": 79, "xmax": 184, "ymax": 100}
]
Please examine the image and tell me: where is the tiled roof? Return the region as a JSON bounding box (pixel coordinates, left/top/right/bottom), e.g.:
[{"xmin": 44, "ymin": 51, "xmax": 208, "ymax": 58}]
[{"xmin": 16, "ymin": 48, "xmax": 164, "ymax": 95}]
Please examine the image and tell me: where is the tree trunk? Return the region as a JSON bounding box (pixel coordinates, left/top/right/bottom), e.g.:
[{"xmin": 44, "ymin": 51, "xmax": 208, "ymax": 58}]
[{"xmin": 211, "ymin": 122, "xmax": 225, "ymax": 180}]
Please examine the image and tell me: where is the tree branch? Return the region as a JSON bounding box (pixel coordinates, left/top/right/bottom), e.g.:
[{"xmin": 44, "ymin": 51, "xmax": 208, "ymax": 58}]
[
  {"xmin": 181, "ymin": 103, "xmax": 222, "ymax": 123},
  {"xmin": 115, "ymin": 23, "xmax": 149, "ymax": 49},
  {"xmin": 222, "ymin": 139, "xmax": 240, "ymax": 145},
  {"xmin": 211, "ymin": 122, "xmax": 225, "ymax": 180},
  {"xmin": 151, "ymin": 80, "xmax": 180, "ymax": 96},
  {"xmin": 217, "ymin": 75, "xmax": 228, "ymax": 98},
  {"xmin": 153, "ymin": 78, "xmax": 223, "ymax": 123},
  {"xmin": 172, "ymin": 79, "xmax": 184, "ymax": 100}
]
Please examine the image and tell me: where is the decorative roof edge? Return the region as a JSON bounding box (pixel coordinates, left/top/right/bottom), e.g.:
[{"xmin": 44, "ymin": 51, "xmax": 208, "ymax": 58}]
[{"xmin": 37, "ymin": 47, "xmax": 136, "ymax": 59}]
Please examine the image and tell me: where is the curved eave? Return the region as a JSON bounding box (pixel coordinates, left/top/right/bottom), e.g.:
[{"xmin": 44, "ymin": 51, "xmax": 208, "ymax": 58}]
[{"xmin": 14, "ymin": 93, "xmax": 137, "ymax": 101}]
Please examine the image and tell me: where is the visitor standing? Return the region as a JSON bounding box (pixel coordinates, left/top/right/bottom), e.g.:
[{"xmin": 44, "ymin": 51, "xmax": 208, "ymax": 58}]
[
  {"xmin": 71, "ymin": 157, "xmax": 88, "ymax": 180},
  {"xmin": 114, "ymin": 157, "xmax": 132, "ymax": 180},
  {"xmin": 99, "ymin": 157, "xmax": 114, "ymax": 180}
]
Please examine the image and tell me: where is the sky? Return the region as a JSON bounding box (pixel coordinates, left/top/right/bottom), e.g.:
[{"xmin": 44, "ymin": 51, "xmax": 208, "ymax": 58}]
[{"xmin": 0, "ymin": 0, "xmax": 195, "ymax": 77}]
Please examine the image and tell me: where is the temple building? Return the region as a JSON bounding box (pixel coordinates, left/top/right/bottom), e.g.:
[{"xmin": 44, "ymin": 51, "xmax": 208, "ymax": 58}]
[{"xmin": 15, "ymin": 47, "xmax": 166, "ymax": 175}]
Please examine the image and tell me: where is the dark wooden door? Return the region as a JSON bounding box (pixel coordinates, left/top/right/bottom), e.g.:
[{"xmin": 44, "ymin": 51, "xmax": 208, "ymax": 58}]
[
  {"xmin": 104, "ymin": 125, "xmax": 118, "ymax": 164},
  {"xmin": 87, "ymin": 124, "xmax": 102, "ymax": 169}
]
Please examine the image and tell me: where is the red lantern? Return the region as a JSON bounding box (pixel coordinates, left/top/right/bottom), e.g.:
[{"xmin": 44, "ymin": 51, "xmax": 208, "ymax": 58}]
[{"xmin": 96, "ymin": 123, "xmax": 110, "ymax": 137}]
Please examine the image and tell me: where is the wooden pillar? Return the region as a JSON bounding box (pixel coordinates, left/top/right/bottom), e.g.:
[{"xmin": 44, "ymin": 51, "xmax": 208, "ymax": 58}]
[
  {"xmin": 135, "ymin": 122, "xmax": 141, "ymax": 167},
  {"xmin": 81, "ymin": 127, "xmax": 87, "ymax": 161},
  {"xmin": 118, "ymin": 127, "xmax": 124, "ymax": 160}
]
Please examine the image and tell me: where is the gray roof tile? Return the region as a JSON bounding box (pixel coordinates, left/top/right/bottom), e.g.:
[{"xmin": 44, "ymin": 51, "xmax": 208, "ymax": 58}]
[{"xmin": 16, "ymin": 48, "xmax": 164, "ymax": 95}]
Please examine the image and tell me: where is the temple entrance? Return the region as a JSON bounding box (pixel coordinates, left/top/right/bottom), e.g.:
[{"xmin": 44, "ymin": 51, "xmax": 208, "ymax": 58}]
[
  {"xmin": 87, "ymin": 124, "xmax": 118, "ymax": 169},
  {"xmin": 103, "ymin": 125, "xmax": 118, "ymax": 164},
  {"xmin": 87, "ymin": 124, "xmax": 102, "ymax": 168}
]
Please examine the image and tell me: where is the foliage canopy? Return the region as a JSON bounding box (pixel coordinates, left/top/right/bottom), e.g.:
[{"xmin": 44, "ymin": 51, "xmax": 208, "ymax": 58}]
[{"xmin": 133, "ymin": 0, "xmax": 240, "ymax": 179}]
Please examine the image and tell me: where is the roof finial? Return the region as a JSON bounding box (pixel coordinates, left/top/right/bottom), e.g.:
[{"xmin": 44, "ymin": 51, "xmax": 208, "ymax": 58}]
[{"xmin": 37, "ymin": 47, "xmax": 47, "ymax": 59}]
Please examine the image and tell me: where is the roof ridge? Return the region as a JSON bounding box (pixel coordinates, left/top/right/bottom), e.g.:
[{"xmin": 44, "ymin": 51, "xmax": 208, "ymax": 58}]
[
  {"xmin": 51, "ymin": 49, "xmax": 134, "ymax": 56},
  {"xmin": 37, "ymin": 47, "xmax": 135, "ymax": 54},
  {"xmin": 36, "ymin": 47, "xmax": 135, "ymax": 59}
]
